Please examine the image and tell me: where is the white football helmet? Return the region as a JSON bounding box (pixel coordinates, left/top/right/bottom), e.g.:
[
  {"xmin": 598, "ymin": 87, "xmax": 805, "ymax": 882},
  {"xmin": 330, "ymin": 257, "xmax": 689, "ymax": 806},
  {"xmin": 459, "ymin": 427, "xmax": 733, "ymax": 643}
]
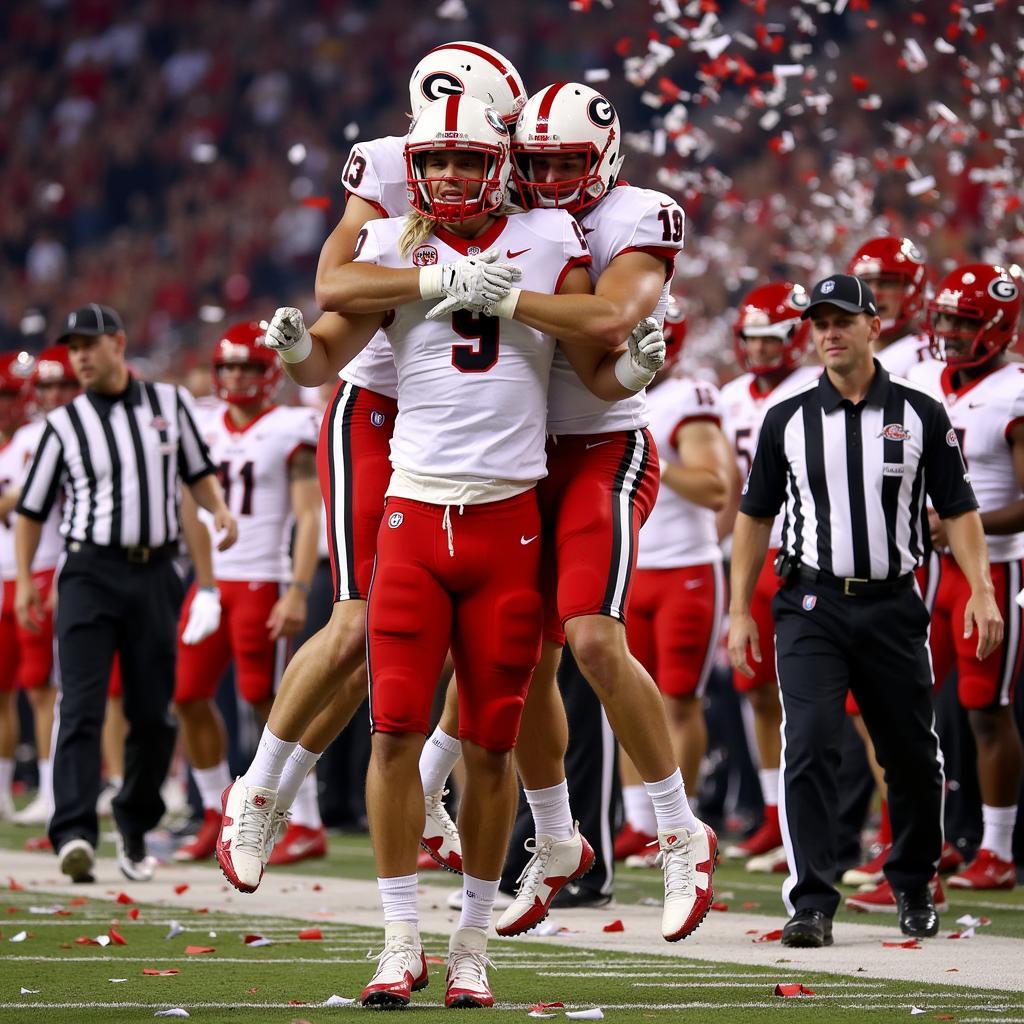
[
  {"xmin": 512, "ymin": 82, "xmax": 625, "ymax": 214},
  {"xmin": 409, "ymin": 41, "xmax": 526, "ymax": 123},
  {"xmin": 405, "ymin": 95, "xmax": 512, "ymax": 221}
]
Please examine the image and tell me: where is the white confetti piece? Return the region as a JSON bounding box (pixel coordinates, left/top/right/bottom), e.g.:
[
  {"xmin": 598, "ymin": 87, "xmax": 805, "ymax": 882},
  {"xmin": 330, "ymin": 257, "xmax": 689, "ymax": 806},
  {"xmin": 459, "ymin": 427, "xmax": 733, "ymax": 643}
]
[
  {"xmin": 109, "ymin": 978, "xmax": 128, "ymax": 983},
  {"xmin": 154, "ymin": 1011, "xmax": 190, "ymax": 1019},
  {"xmin": 322, "ymin": 994, "xmax": 355, "ymax": 1006},
  {"xmin": 910, "ymin": 1008, "xmax": 927, "ymax": 1016},
  {"xmin": 10, "ymin": 931, "xmax": 28, "ymax": 942},
  {"xmin": 956, "ymin": 913, "xmax": 983, "ymax": 927},
  {"xmin": 906, "ymin": 175, "xmax": 936, "ymax": 196},
  {"xmin": 20, "ymin": 988, "xmax": 40, "ymax": 994},
  {"xmin": 567, "ymin": 1011, "xmax": 604, "ymax": 1021},
  {"xmin": 164, "ymin": 921, "xmax": 183, "ymax": 940},
  {"xmin": 584, "ymin": 69, "xmax": 611, "ymax": 83},
  {"xmin": 436, "ymin": 0, "xmax": 467, "ymax": 18},
  {"xmin": 343, "ymin": 122, "xmax": 359, "ymax": 142},
  {"xmin": 94, "ymin": 935, "xmax": 111, "ymax": 947}
]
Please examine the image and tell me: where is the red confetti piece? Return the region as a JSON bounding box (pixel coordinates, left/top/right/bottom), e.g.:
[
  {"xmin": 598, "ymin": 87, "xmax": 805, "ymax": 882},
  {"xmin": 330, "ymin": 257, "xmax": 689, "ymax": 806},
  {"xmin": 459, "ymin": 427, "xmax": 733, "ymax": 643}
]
[
  {"xmin": 755, "ymin": 929, "xmax": 784, "ymax": 943},
  {"xmin": 742, "ymin": 902, "xmax": 760, "ymax": 910},
  {"xmin": 947, "ymin": 931, "xmax": 963, "ymax": 939},
  {"xmin": 6, "ymin": 908, "xmax": 17, "ymax": 914},
  {"xmin": 75, "ymin": 936, "xmax": 100, "ymax": 945},
  {"xmin": 247, "ymin": 987, "xmax": 258, "ymax": 993},
  {"xmin": 425, "ymin": 955, "xmax": 445, "ymax": 965},
  {"xmin": 108, "ymin": 928, "xmax": 127, "ymax": 946},
  {"xmin": 297, "ymin": 928, "xmax": 323, "ymax": 941},
  {"xmin": 7, "ymin": 878, "xmax": 24, "ymax": 891},
  {"xmin": 774, "ymin": 983, "xmax": 815, "ymax": 997},
  {"xmin": 243, "ymin": 934, "xmax": 266, "ymax": 945},
  {"xmin": 174, "ymin": 884, "xmax": 189, "ymax": 895},
  {"xmin": 850, "ymin": 74, "xmax": 869, "ymax": 92},
  {"xmin": 128, "ymin": 908, "xmax": 140, "ymax": 921},
  {"xmin": 185, "ymin": 945, "xmax": 216, "ymax": 955},
  {"xmin": 882, "ymin": 939, "xmax": 921, "ymax": 949},
  {"xmin": 142, "ymin": 969, "xmax": 180, "ymax": 976},
  {"xmin": 68, "ymin": 897, "xmax": 88, "ymax": 907},
  {"xmin": 115, "ymin": 893, "xmax": 134, "ymax": 905},
  {"xmin": 193, "ymin": 907, "xmax": 209, "ymax": 914},
  {"xmin": 710, "ymin": 902, "xmax": 729, "ymax": 912},
  {"xmin": 602, "ymin": 919, "xmax": 625, "ymax": 932},
  {"xmin": 529, "ymin": 1003, "xmax": 565, "ymax": 1013},
  {"xmin": 288, "ymin": 1001, "xmax": 308, "ymax": 1006},
  {"xmin": 311, "ymin": 884, "xmax": 322, "ymax": 892}
]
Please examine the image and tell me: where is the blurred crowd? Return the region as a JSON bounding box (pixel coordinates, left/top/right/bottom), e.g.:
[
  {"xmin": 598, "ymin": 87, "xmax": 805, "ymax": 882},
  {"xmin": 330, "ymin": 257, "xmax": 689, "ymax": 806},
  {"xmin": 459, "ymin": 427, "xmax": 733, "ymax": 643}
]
[{"xmin": 2, "ymin": 0, "xmax": 1021, "ymax": 384}]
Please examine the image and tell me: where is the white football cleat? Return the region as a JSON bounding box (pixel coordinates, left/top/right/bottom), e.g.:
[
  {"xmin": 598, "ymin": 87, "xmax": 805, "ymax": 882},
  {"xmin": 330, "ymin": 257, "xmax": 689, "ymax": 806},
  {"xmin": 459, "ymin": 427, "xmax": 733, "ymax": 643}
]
[
  {"xmin": 445, "ymin": 926, "xmax": 494, "ymax": 1008},
  {"xmin": 659, "ymin": 822, "xmax": 718, "ymax": 941},
  {"xmin": 496, "ymin": 823, "xmax": 595, "ymax": 936},
  {"xmin": 360, "ymin": 921, "xmax": 429, "ymax": 1009},
  {"xmin": 215, "ymin": 779, "xmax": 277, "ymax": 893},
  {"xmin": 421, "ymin": 789, "xmax": 463, "ymax": 873},
  {"xmin": 11, "ymin": 792, "xmax": 52, "ymax": 826},
  {"xmin": 745, "ymin": 845, "xmax": 788, "ymax": 874}
]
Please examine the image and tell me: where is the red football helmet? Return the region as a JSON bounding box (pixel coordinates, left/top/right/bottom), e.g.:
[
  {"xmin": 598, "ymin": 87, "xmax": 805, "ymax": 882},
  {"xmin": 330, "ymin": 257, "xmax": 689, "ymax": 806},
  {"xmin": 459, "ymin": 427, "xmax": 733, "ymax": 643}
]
[
  {"xmin": 847, "ymin": 236, "xmax": 928, "ymax": 336},
  {"xmin": 32, "ymin": 345, "xmax": 79, "ymax": 413},
  {"xmin": 927, "ymin": 263, "xmax": 1021, "ymax": 369},
  {"xmin": 663, "ymin": 295, "xmax": 687, "ymax": 372},
  {"xmin": 0, "ymin": 350, "xmax": 35, "ymax": 434},
  {"xmin": 733, "ymin": 283, "xmax": 811, "ymax": 375},
  {"xmin": 212, "ymin": 322, "xmax": 281, "ymax": 405}
]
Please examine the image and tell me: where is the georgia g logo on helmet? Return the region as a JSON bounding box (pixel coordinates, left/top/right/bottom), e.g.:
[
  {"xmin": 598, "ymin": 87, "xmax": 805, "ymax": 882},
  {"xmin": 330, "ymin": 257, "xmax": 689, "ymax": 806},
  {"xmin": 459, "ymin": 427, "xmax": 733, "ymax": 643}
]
[
  {"xmin": 989, "ymin": 277, "xmax": 1020, "ymax": 302},
  {"xmin": 420, "ymin": 71, "xmax": 464, "ymax": 103},
  {"xmin": 587, "ymin": 96, "xmax": 616, "ymax": 128}
]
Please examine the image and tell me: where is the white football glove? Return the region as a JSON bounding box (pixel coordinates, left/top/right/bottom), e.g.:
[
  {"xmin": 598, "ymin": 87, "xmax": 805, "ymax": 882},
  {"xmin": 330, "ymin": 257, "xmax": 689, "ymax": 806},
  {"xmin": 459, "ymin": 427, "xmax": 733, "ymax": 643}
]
[
  {"xmin": 614, "ymin": 317, "xmax": 666, "ymax": 392},
  {"xmin": 422, "ymin": 248, "xmax": 523, "ymax": 320},
  {"xmin": 181, "ymin": 587, "xmax": 221, "ymax": 646},
  {"xmin": 261, "ymin": 307, "xmax": 312, "ymax": 364}
]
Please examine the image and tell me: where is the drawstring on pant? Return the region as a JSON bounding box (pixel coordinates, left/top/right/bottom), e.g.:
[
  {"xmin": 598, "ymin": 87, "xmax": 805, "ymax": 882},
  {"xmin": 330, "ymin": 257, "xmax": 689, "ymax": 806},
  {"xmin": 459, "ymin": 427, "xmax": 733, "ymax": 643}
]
[{"xmin": 441, "ymin": 503, "xmax": 464, "ymax": 558}]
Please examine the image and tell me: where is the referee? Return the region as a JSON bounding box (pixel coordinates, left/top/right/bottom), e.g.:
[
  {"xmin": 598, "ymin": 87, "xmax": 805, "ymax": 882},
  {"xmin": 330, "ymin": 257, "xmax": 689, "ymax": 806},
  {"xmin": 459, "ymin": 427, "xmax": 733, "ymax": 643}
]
[
  {"xmin": 728, "ymin": 275, "xmax": 1002, "ymax": 946},
  {"xmin": 13, "ymin": 304, "xmax": 238, "ymax": 883}
]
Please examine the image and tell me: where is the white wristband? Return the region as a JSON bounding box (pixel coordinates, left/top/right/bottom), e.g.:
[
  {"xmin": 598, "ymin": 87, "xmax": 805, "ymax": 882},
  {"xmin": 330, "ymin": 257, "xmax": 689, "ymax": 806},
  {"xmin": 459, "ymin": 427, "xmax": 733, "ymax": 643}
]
[
  {"xmin": 489, "ymin": 287, "xmax": 521, "ymax": 319},
  {"xmin": 419, "ymin": 265, "xmax": 444, "ymax": 300},
  {"xmin": 613, "ymin": 351, "xmax": 656, "ymax": 392},
  {"xmin": 277, "ymin": 328, "xmax": 313, "ymax": 364}
]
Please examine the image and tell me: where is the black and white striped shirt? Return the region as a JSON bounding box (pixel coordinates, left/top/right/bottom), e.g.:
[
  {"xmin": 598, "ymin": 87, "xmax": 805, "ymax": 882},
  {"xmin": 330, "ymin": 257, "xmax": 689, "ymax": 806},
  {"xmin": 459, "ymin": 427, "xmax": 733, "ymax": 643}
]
[
  {"xmin": 16, "ymin": 378, "xmax": 214, "ymax": 549},
  {"xmin": 740, "ymin": 363, "xmax": 977, "ymax": 580}
]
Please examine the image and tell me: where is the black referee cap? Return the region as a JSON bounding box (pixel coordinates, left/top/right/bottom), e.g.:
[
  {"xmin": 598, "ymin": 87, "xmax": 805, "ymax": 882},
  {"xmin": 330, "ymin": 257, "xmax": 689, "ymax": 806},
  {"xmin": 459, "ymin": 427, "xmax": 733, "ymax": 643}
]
[
  {"xmin": 57, "ymin": 303, "xmax": 124, "ymax": 343},
  {"xmin": 801, "ymin": 274, "xmax": 878, "ymax": 319}
]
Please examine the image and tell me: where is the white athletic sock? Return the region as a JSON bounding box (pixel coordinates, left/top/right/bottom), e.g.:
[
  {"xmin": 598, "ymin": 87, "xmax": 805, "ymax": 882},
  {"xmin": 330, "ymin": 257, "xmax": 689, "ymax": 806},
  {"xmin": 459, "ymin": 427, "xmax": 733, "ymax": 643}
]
[
  {"xmin": 525, "ymin": 780, "xmax": 574, "ymax": 842},
  {"xmin": 277, "ymin": 745, "xmax": 321, "ymax": 811},
  {"xmin": 192, "ymin": 762, "xmax": 232, "ymax": 812},
  {"xmin": 458, "ymin": 874, "xmax": 499, "ymax": 931},
  {"xmin": 419, "ymin": 728, "xmax": 462, "ymax": 796},
  {"xmin": 0, "ymin": 757, "xmax": 13, "ymax": 798},
  {"xmin": 645, "ymin": 769, "xmax": 699, "ymax": 834},
  {"xmin": 38, "ymin": 757, "xmax": 53, "ymax": 805},
  {"xmin": 378, "ymin": 874, "xmax": 419, "ymax": 925},
  {"xmin": 106, "ymin": 774, "xmax": 123, "ymax": 792},
  {"xmin": 290, "ymin": 771, "xmax": 323, "ymax": 829},
  {"xmin": 981, "ymin": 804, "xmax": 1017, "ymax": 862},
  {"xmin": 758, "ymin": 768, "xmax": 780, "ymax": 809},
  {"xmin": 623, "ymin": 784, "xmax": 658, "ymax": 835},
  {"xmin": 241, "ymin": 726, "xmax": 296, "ymax": 791}
]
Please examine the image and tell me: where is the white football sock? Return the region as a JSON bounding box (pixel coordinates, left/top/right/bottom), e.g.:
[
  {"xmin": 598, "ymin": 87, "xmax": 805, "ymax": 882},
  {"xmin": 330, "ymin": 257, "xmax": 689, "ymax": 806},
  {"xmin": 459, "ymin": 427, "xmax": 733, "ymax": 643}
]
[
  {"xmin": 277, "ymin": 745, "xmax": 321, "ymax": 811},
  {"xmin": 623, "ymin": 784, "xmax": 657, "ymax": 835},
  {"xmin": 37, "ymin": 757, "xmax": 53, "ymax": 804},
  {"xmin": 378, "ymin": 874, "xmax": 419, "ymax": 925},
  {"xmin": 458, "ymin": 874, "xmax": 499, "ymax": 931},
  {"xmin": 526, "ymin": 780, "xmax": 574, "ymax": 841},
  {"xmin": 419, "ymin": 727, "xmax": 462, "ymax": 796},
  {"xmin": 242, "ymin": 725, "xmax": 296, "ymax": 791},
  {"xmin": 0, "ymin": 758, "xmax": 13, "ymax": 799},
  {"xmin": 192, "ymin": 762, "xmax": 232, "ymax": 812},
  {"xmin": 980, "ymin": 804, "xmax": 1017, "ymax": 862},
  {"xmin": 758, "ymin": 768, "xmax": 780, "ymax": 809},
  {"xmin": 290, "ymin": 771, "xmax": 323, "ymax": 829},
  {"xmin": 645, "ymin": 768, "xmax": 699, "ymax": 834}
]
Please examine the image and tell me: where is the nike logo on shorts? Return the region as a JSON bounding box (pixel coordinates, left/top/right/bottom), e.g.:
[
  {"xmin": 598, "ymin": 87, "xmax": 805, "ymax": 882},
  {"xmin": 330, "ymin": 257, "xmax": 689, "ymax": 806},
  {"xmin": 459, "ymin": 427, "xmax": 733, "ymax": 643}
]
[
  {"xmin": 506, "ymin": 248, "xmax": 531, "ymax": 259},
  {"xmin": 684, "ymin": 578, "xmax": 705, "ymax": 589},
  {"xmin": 520, "ymin": 535, "xmax": 538, "ymax": 545},
  {"xmin": 585, "ymin": 440, "xmax": 612, "ymax": 449}
]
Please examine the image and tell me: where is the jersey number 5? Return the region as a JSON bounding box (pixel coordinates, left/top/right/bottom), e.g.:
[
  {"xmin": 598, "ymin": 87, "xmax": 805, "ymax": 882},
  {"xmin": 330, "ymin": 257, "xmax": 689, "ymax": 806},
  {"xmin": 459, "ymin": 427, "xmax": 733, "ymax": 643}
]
[{"xmin": 451, "ymin": 310, "xmax": 499, "ymax": 373}]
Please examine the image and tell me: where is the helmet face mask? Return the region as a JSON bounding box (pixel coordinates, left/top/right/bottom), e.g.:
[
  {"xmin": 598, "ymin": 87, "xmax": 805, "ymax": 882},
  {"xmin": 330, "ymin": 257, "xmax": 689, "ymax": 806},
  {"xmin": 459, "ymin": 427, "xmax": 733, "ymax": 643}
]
[
  {"xmin": 733, "ymin": 283, "xmax": 811, "ymax": 376},
  {"xmin": 847, "ymin": 236, "xmax": 928, "ymax": 336},
  {"xmin": 212, "ymin": 322, "xmax": 281, "ymax": 405},
  {"xmin": 512, "ymin": 83, "xmax": 624, "ymax": 216},
  {"xmin": 927, "ymin": 263, "xmax": 1022, "ymax": 370}
]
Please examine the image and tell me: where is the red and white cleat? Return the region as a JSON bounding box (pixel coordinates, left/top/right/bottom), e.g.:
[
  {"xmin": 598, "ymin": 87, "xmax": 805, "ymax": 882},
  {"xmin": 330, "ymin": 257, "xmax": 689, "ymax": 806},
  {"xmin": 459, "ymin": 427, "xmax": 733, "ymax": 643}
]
[
  {"xmin": 937, "ymin": 841, "xmax": 964, "ymax": 875},
  {"xmin": 948, "ymin": 849, "xmax": 1016, "ymax": 891},
  {"xmin": 496, "ymin": 823, "xmax": 595, "ymax": 937},
  {"xmin": 420, "ymin": 789, "xmax": 463, "ymax": 874},
  {"xmin": 614, "ymin": 822, "xmax": 657, "ymax": 862},
  {"xmin": 215, "ymin": 779, "xmax": 277, "ymax": 893},
  {"xmin": 745, "ymin": 845, "xmax": 788, "ymax": 874},
  {"xmin": 723, "ymin": 810, "xmax": 783, "ymax": 859},
  {"xmin": 360, "ymin": 921, "xmax": 429, "ymax": 1009},
  {"xmin": 445, "ymin": 927, "xmax": 494, "ymax": 1009},
  {"xmin": 846, "ymin": 875, "xmax": 948, "ymax": 913},
  {"xmin": 173, "ymin": 808, "xmax": 221, "ymax": 862},
  {"xmin": 267, "ymin": 822, "xmax": 327, "ymax": 866},
  {"xmin": 660, "ymin": 822, "xmax": 718, "ymax": 942},
  {"xmin": 841, "ymin": 844, "xmax": 891, "ymax": 887}
]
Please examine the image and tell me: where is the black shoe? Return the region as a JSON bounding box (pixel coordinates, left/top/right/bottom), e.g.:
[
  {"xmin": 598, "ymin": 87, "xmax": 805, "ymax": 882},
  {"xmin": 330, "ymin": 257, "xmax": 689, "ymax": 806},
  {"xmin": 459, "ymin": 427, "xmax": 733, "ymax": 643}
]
[
  {"xmin": 550, "ymin": 882, "xmax": 613, "ymax": 909},
  {"xmin": 896, "ymin": 885, "xmax": 939, "ymax": 938},
  {"xmin": 781, "ymin": 908, "xmax": 833, "ymax": 948},
  {"xmin": 116, "ymin": 832, "xmax": 155, "ymax": 882}
]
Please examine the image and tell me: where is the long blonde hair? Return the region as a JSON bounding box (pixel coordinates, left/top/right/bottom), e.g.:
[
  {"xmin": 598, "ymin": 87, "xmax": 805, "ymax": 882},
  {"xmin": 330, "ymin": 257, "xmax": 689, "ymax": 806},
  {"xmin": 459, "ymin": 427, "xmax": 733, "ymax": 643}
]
[{"xmin": 398, "ymin": 201, "xmax": 523, "ymax": 259}]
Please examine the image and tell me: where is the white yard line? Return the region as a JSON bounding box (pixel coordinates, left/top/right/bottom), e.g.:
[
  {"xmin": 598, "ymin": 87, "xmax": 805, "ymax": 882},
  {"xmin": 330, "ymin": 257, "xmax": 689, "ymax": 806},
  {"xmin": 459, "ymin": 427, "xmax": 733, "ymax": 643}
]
[{"xmin": 3, "ymin": 849, "xmax": 1022, "ymax": 994}]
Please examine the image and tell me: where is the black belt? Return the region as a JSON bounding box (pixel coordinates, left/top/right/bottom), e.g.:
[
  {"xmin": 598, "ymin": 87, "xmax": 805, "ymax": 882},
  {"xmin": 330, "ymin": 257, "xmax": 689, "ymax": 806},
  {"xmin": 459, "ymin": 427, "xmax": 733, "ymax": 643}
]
[
  {"xmin": 793, "ymin": 568, "xmax": 914, "ymax": 598},
  {"xmin": 66, "ymin": 540, "xmax": 177, "ymax": 564}
]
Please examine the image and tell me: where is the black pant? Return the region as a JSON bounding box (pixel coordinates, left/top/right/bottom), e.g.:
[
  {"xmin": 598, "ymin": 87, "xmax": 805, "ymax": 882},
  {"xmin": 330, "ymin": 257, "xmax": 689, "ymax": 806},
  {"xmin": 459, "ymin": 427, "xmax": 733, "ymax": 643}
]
[
  {"xmin": 773, "ymin": 582, "xmax": 943, "ymax": 917},
  {"xmin": 49, "ymin": 549, "xmax": 182, "ymax": 851},
  {"xmin": 501, "ymin": 646, "xmax": 618, "ymax": 896}
]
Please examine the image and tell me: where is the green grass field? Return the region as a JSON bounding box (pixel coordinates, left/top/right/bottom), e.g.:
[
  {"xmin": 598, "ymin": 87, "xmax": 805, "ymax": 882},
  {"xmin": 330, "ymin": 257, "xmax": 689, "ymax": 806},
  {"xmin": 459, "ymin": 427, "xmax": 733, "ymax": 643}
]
[{"xmin": 2, "ymin": 813, "xmax": 1023, "ymax": 1022}]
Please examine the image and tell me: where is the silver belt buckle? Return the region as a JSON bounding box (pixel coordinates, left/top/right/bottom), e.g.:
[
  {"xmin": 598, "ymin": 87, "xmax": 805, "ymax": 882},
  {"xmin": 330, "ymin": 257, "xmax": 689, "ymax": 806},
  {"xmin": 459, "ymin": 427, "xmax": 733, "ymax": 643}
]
[
  {"xmin": 126, "ymin": 545, "xmax": 150, "ymax": 564},
  {"xmin": 843, "ymin": 577, "xmax": 868, "ymax": 596}
]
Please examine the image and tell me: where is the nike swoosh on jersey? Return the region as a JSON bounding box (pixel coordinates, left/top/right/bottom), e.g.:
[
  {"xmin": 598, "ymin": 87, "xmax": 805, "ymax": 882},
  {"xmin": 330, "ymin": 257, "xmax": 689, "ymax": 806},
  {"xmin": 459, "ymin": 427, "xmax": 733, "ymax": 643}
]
[
  {"xmin": 506, "ymin": 248, "xmax": 531, "ymax": 259},
  {"xmin": 660, "ymin": 201, "xmax": 675, "ymax": 208},
  {"xmin": 520, "ymin": 535, "xmax": 538, "ymax": 545},
  {"xmin": 968, "ymin": 402, "xmax": 985, "ymax": 408}
]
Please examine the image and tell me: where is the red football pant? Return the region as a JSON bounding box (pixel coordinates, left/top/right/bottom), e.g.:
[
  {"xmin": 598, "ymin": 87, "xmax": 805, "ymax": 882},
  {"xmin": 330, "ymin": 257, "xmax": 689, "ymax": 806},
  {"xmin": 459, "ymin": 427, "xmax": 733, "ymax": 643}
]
[
  {"xmin": 540, "ymin": 429, "xmax": 659, "ymax": 644},
  {"xmin": 318, "ymin": 381, "xmax": 397, "ymax": 602},
  {"xmin": 1, "ymin": 572, "xmax": 56, "ymax": 690},
  {"xmin": 626, "ymin": 563, "xmax": 726, "ymax": 698},
  {"xmin": 175, "ymin": 580, "xmax": 287, "ymax": 705},
  {"xmin": 732, "ymin": 548, "xmax": 782, "ymax": 693},
  {"xmin": 367, "ymin": 492, "xmax": 543, "ymax": 752}
]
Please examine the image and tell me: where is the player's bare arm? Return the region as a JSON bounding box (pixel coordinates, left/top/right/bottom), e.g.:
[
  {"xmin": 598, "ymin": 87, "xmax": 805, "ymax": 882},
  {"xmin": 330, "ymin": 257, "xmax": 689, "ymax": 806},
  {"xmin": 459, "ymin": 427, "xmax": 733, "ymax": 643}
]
[
  {"xmin": 13, "ymin": 514, "xmax": 44, "ymax": 632},
  {"xmin": 187, "ymin": 472, "xmax": 238, "ymax": 552},
  {"xmin": 663, "ymin": 420, "xmax": 732, "ymax": 511},
  {"xmin": 180, "ymin": 487, "xmax": 216, "ymax": 589},
  {"xmin": 315, "ymin": 195, "xmax": 387, "ymax": 312},
  {"xmin": 267, "ymin": 447, "xmax": 320, "ymax": 641},
  {"xmin": 727, "ymin": 512, "xmax": 774, "ymax": 677},
  {"xmin": 943, "ymin": 508, "xmax": 1004, "ymax": 660}
]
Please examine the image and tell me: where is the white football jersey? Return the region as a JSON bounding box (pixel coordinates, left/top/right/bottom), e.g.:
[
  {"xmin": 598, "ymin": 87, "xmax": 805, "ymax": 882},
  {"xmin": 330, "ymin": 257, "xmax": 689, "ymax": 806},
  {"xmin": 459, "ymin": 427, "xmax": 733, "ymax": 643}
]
[
  {"xmin": 337, "ymin": 134, "xmax": 407, "ymax": 399},
  {"xmin": 355, "ymin": 209, "xmax": 589, "ymax": 484},
  {"xmin": 876, "ymin": 332, "xmax": 932, "ymax": 378},
  {"xmin": 907, "ymin": 359, "xmax": 1024, "ymax": 562},
  {"xmin": 637, "ymin": 377, "xmax": 724, "ymax": 569},
  {"xmin": 0, "ymin": 435, "xmax": 22, "ymax": 579},
  {"xmin": 721, "ymin": 365, "xmax": 821, "ymax": 548},
  {"xmin": 196, "ymin": 403, "xmax": 319, "ymax": 582},
  {"xmin": 7, "ymin": 420, "xmax": 63, "ymax": 572},
  {"xmin": 546, "ymin": 184, "xmax": 686, "ymax": 435}
]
